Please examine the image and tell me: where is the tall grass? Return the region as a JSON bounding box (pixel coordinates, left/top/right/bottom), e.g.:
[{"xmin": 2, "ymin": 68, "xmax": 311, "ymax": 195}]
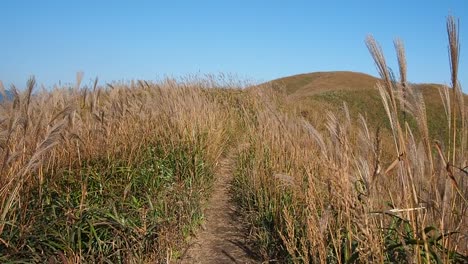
[
  {"xmin": 233, "ymin": 16, "xmax": 467, "ymax": 263},
  {"xmin": 0, "ymin": 15, "xmax": 466, "ymax": 264},
  {"xmin": 0, "ymin": 76, "xmax": 240, "ymax": 262}
]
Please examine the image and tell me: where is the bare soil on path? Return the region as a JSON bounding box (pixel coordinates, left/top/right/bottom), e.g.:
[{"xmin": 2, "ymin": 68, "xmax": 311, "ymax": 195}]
[{"xmin": 179, "ymin": 153, "xmax": 259, "ymax": 264}]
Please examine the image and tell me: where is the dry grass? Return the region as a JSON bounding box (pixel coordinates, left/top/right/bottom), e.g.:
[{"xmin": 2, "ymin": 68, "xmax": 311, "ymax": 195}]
[
  {"xmin": 0, "ymin": 76, "xmax": 242, "ymax": 262},
  {"xmin": 266, "ymin": 71, "xmax": 379, "ymax": 97},
  {"xmin": 233, "ymin": 15, "xmax": 467, "ymax": 263},
  {"xmin": 0, "ymin": 15, "xmax": 466, "ymax": 264}
]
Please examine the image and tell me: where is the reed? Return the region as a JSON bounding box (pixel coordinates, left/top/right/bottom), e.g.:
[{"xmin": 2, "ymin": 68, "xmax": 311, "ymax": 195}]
[
  {"xmin": 233, "ymin": 15, "xmax": 467, "ymax": 263},
  {"xmin": 0, "ymin": 76, "xmax": 239, "ymax": 262}
]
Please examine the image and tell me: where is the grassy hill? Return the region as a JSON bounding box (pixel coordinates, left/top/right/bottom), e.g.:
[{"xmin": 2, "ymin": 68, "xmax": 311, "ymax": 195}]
[
  {"xmin": 0, "ymin": 72, "xmax": 466, "ymax": 263},
  {"xmin": 261, "ymin": 71, "xmax": 466, "ymax": 144},
  {"xmin": 0, "ymin": 71, "xmax": 466, "ymax": 263},
  {"xmin": 234, "ymin": 70, "xmax": 467, "ymax": 262},
  {"xmin": 2, "ymin": 19, "xmax": 467, "ymax": 263},
  {"xmin": 266, "ymin": 71, "xmax": 379, "ymax": 96}
]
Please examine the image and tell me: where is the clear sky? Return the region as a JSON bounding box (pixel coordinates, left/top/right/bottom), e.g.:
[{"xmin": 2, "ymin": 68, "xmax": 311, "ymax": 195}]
[{"xmin": 1, "ymin": 1, "xmax": 467, "ymax": 92}]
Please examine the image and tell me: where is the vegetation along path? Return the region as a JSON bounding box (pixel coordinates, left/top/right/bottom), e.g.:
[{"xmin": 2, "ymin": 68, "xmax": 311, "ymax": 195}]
[{"xmin": 179, "ymin": 148, "xmax": 259, "ymax": 264}]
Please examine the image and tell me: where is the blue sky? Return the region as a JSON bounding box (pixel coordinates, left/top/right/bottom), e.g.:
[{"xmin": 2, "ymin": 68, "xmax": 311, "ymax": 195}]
[{"xmin": 0, "ymin": 1, "xmax": 467, "ymax": 91}]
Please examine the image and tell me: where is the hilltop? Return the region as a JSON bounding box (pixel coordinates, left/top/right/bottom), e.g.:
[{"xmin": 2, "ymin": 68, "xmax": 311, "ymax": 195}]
[
  {"xmin": 258, "ymin": 71, "xmax": 466, "ymax": 143},
  {"xmin": 264, "ymin": 70, "xmax": 459, "ymax": 99},
  {"xmin": 265, "ymin": 71, "xmax": 379, "ymax": 96}
]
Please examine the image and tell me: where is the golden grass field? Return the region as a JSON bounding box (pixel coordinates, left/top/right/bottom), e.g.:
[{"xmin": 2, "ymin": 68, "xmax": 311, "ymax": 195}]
[{"xmin": 0, "ymin": 16, "xmax": 466, "ymax": 263}]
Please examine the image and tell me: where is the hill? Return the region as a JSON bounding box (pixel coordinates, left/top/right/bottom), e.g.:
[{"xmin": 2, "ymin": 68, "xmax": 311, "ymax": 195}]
[
  {"xmin": 260, "ymin": 71, "xmax": 466, "ymax": 142},
  {"xmin": 0, "ymin": 89, "xmax": 14, "ymax": 102},
  {"xmin": 264, "ymin": 71, "xmax": 461, "ymax": 100},
  {"xmin": 1, "ymin": 73, "xmax": 466, "ymax": 262},
  {"xmin": 266, "ymin": 71, "xmax": 379, "ymax": 97}
]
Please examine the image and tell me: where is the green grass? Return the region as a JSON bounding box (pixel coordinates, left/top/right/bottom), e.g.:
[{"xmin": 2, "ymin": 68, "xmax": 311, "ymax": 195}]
[
  {"xmin": 0, "ymin": 137, "xmax": 214, "ymax": 263},
  {"xmin": 294, "ymin": 88, "xmax": 453, "ymax": 146}
]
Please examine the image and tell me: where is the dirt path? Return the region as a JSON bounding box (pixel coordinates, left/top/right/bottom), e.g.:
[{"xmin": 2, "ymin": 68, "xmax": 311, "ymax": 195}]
[{"xmin": 179, "ymin": 152, "xmax": 259, "ymax": 264}]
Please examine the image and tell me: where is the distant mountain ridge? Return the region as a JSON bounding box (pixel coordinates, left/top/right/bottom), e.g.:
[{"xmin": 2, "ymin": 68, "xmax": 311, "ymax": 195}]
[{"xmin": 0, "ymin": 89, "xmax": 14, "ymax": 102}]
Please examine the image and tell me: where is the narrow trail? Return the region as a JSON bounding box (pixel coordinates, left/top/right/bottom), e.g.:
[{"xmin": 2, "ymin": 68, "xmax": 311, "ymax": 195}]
[{"xmin": 179, "ymin": 150, "xmax": 259, "ymax": 264}]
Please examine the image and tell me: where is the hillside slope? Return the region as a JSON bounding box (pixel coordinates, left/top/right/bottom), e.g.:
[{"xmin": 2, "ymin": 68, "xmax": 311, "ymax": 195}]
[
  {"xmin": 260, "ymin": 71, "xmax": 466, "ymax": 142},
  {"xmin": 266, "ymin": 71, "xmax": 379, "ymax": 96}
]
